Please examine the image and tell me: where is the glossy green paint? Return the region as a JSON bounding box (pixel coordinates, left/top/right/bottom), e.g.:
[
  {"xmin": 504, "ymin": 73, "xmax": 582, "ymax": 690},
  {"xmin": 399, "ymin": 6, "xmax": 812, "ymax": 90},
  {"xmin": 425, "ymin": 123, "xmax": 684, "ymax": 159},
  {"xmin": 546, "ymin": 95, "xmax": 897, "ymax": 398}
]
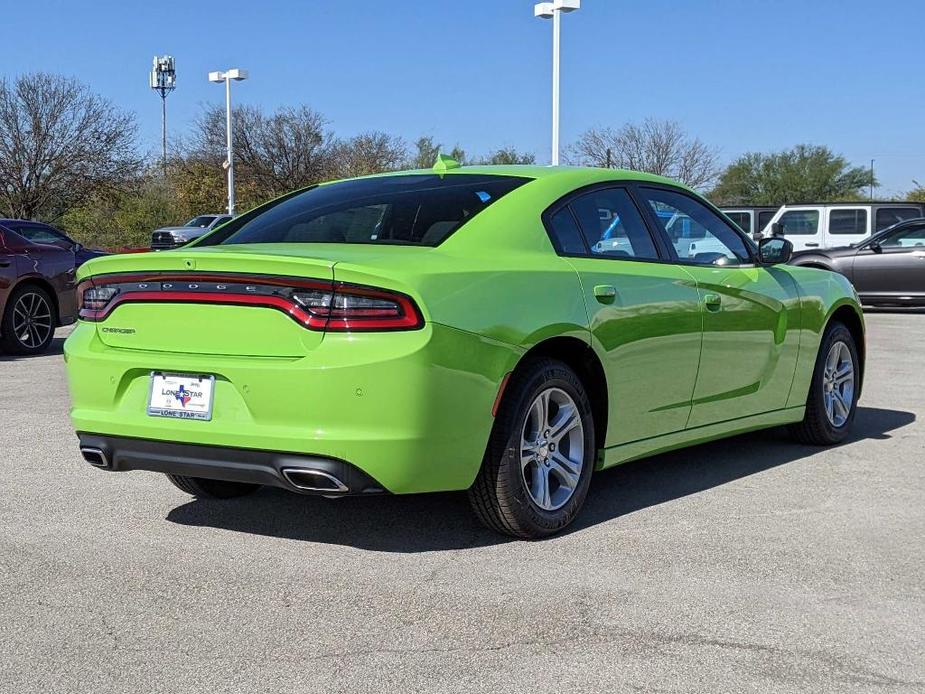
[{"xmin": 66, "ymin": 166, "xmax": 864, "ymax": 494}]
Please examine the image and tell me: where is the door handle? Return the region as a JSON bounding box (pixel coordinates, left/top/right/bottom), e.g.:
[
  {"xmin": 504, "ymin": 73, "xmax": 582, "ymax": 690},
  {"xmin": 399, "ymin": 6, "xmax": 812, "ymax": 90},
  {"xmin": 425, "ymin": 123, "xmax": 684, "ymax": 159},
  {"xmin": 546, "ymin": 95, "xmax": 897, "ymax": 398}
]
[
  {"xmin": 805, "ymin": 242, "xmax": 820, "ymax": 247},
  {"xmin": 0, "ymin": 260, "xmax": 10, "ymax": 267},
  {"xmin": 593, "ymin": 285, "xmax": 617, "ymax": 302},
  {"xmin": 703, "ymin": 292, "xmax": 722, "ymax": 310}
]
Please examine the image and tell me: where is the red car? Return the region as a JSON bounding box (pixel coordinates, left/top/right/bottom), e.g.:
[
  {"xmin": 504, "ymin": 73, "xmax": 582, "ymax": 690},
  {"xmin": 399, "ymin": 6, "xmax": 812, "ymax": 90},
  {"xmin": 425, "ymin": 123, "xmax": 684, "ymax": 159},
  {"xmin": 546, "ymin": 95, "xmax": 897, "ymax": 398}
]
[{"xmin": 0, "ymin": 223, "xmax": 80, "ymax": 355}]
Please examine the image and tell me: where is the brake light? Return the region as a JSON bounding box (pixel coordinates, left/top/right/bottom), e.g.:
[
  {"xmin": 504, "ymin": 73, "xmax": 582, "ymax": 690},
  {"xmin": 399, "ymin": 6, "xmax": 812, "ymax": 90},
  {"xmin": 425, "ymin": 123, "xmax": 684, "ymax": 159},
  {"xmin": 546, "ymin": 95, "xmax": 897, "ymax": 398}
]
[{"xmin": 77, "ymin": 274, "xmax": 423, "ymax": 332}]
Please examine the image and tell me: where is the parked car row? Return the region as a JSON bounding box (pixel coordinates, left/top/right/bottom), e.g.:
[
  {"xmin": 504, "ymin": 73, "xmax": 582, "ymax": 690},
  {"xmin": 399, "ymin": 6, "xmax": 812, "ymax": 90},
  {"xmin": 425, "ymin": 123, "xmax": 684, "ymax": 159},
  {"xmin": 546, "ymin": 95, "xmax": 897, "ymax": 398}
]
[
  {"xmin": 720, "ymin": 202, "xmax": 925, "ymax": 249},
  {"xmin": 151, "ymin": 214, "xmax": 233, "ymax": 250}
]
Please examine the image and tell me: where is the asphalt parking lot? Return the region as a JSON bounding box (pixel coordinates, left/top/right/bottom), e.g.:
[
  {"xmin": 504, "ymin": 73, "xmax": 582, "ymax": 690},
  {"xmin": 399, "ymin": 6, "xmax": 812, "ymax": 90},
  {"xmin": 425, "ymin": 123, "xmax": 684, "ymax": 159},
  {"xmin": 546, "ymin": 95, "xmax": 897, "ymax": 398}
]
[{"xmin": 1, "ymin": 312, "xmax": 923, "ymax": 694}]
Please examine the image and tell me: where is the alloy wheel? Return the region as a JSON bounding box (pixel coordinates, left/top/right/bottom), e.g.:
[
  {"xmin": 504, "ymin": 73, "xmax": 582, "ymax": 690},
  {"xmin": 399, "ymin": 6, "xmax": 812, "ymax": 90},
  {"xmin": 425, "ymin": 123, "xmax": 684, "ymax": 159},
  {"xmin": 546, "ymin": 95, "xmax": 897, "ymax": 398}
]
[
  {"xmin": 822, "ymin": 340, "xmax": 855, "ymax": 428},
  {"xmin": 11, "ymin": 292, "xmax": 53, "ymax": 350},
  {"xmin": 521, "ymin": 387, "xmax": 585, "ymax": 511}
]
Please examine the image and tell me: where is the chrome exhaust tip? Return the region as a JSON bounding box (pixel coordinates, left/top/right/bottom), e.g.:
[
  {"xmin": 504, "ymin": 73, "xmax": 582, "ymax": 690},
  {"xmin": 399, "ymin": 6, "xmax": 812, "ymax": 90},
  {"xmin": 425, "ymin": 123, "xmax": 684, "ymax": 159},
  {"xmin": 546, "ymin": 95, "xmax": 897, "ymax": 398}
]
[
  {"xmin": 80, "ymin": 447, "xmax": 110, "ymax": 469},
  {"xmin": 281, "ymin": 468, "xmax": 349, "ymax": 493}
]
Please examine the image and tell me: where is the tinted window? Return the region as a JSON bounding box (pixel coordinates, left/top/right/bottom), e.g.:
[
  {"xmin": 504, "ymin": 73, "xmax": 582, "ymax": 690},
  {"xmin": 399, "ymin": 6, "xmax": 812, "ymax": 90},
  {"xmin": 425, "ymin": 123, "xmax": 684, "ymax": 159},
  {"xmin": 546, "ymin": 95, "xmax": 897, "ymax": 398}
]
[
  {"xmin": 6, "ymin": 223, "xmax": 67, "ymax": 245},
  {"xmin": 725, "ymin": 212, "xmax": 751, "ymax": 234},
  {"xmin": 203, "ymin": 175, "xmax": 529, "ymax": 247},
  {"xmin": 758, "ymin": 210, "xmax": 776, "ymax": 230},
  {"xmin": 641, "ymin": 188, "xmax": 750, "ymax": 265},
  {"xmin": 876, "ymin": 207, "xmax": 922, "ymax": 232},
  {"xmin": 879, "ymin": 224, "xmax": 925, "ymax": 249},
  {"xmin": 213, "ymin": 217, "xmax": 232, "ymax": 227},
  {"xmin": 547, "ymin": 208, "xmax": 586, "ymax": 255},
  {"xmin": 186, "ymin": 216, "xmax": 217, "ymax": 227},
  {"xmin": 778, "ymin": 210, "xmax": 819, "ymax": 236},
  {"xmin": 569, "ymin": 188, "xmax": 658, "ymax": 259},
  {"xmin": 829, "ymin": 209, "xmax": 867, "ymax": 235}
]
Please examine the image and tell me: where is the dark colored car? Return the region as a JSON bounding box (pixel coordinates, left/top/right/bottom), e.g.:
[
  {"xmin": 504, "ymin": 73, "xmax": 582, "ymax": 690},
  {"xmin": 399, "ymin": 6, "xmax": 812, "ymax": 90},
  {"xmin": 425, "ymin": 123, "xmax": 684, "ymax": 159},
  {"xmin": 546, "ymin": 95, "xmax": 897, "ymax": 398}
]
[
  {"xmin": 790, "ymin": 217, "xmax": 925, "ymax": 306},
  {"xmin": 0, "ymin": 219, "xmax": 108, "ymax": 267},
  {"xmin": 0, "ymin": 224, "xmax": 80, "ymax": 355}
]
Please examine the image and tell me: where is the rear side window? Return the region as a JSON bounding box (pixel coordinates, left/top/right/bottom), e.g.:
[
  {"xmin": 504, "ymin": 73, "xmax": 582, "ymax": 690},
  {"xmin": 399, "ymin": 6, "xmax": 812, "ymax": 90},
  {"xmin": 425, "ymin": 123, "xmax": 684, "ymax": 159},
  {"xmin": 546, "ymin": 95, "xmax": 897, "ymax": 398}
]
[
  {"xmin": 569, "ymin": 188, "xmax": 659, "ymax": 260},
  {"xmin": 201, "ymin": 174, "xmax": 530, "ymax": 247},
  {"xmin": 547, "ymin": 208, "xmax": 587, "ymax": 255},
  {"xmin": 725, "ymin": 212, "xmax": 751, "ymax": 234},
  {"xmin": 876, "ymin": 207, "xmax": 922, "ymax": 232},
  {"xmin": 829, "ymin": 209, "xmax": 867, "ymax": 235},
  {"xmin": 778, "ymin": 210, "xmax": 819, "ymax": 235}
]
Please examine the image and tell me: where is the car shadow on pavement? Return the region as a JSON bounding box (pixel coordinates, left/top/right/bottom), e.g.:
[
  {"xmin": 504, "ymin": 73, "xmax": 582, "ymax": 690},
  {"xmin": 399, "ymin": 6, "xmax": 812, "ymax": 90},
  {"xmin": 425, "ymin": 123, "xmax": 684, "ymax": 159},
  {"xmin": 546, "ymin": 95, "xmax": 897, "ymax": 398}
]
[
  {"xmin": 165, "ymin": 406, "xmax": 915, "ymax": 552},
  {"xmin": 0, "ymin": 336, "xmax": 66, "ymax": 361}
]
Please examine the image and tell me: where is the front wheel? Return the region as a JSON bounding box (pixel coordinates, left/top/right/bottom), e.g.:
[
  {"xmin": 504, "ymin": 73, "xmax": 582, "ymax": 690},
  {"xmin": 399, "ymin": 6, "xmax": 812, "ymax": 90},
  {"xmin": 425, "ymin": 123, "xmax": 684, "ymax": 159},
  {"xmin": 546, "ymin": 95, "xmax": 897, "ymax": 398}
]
[
  {"xmin": 468, "ymin": 358, "xmax": 596, "ymax": 539},
  {"xmin": 789, "ymin": 321, "xmax": 860, "ymax": 445}
]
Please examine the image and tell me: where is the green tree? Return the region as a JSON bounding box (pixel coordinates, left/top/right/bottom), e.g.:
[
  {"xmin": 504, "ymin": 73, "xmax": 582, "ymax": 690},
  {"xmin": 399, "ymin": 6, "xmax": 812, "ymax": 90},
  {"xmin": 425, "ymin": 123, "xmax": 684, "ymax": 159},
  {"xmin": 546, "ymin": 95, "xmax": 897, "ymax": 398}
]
[
  {"xmin": 478, "ymin": 146, "xmax": 536, "ymax": 165},
  {"xmin": 710, "ymin": 145, "xmax": 876, "ymax": 206}
]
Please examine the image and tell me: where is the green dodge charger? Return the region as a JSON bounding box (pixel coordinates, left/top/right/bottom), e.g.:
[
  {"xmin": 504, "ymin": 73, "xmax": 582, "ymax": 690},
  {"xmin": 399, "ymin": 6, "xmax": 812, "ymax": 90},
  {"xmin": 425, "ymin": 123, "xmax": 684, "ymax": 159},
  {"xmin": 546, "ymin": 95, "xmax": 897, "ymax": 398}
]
[{"xmin": 66, "ymin": 163, "xmax": 864, "ymax": 539}]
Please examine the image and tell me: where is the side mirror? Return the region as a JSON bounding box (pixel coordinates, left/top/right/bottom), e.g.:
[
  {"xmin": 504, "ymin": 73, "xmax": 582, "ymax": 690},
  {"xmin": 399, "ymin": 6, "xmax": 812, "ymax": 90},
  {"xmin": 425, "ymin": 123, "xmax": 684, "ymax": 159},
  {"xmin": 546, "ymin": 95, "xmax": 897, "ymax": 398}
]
[
  {"xmin": 72, "ymin": 242, "xmax": 84, "ymax": 253},
  {"xmin": 771, "ymin": 222, "xmax": 784, "ymax": 237},
  {"xmin": 868, "ymin": 240, "xmax": 882, "ymax": 253},
  {"xmin": 758, "ymin": 237, "xmax": 793, "ymax": 265}
]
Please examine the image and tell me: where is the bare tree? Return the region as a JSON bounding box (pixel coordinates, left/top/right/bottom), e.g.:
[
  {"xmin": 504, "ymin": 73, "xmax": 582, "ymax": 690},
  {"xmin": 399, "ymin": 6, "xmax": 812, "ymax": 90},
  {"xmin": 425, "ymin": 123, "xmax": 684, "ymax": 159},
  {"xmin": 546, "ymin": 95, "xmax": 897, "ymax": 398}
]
[
  {"xmin": 335, "ymin": 131, "xmax": 407, "ymax": 178},
  {"xmin": 569, "ymin": 118, "xmax": 719, "ymax": 189},
  {"xmin": 191, "ymin": 104, "xmax": 340, "ymax": 201},
  {"xmin": 0, "ymin": 73, "xmax": 140, "ymax": 220}
]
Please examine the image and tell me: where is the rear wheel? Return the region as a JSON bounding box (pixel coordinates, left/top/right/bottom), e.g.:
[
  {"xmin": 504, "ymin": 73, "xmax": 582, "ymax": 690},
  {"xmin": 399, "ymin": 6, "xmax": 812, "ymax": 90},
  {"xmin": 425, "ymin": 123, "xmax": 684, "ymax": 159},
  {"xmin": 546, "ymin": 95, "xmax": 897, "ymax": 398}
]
[
  {"xmin": 789, "ymin": 322, "xmax": 859, "ymax": 445},
  {"xmin": 468, "ymin": 358, "xmax": 595, "ymax": 539},
  {"xmin": 0, "ymin": 285, "xmax": 56, "ymax": 355},
  {"xmin": 165, "ymin": 474, "xmax": 260, "ymax": 499}
]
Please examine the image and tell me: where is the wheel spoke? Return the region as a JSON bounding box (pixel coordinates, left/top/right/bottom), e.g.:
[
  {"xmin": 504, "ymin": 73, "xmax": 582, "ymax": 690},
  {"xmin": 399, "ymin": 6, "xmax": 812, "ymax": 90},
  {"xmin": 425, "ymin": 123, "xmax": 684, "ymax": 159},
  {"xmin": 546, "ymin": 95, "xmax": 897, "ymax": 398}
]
[
  {"xmin": 531, "ymin": 466, "xmax": 552, "ymax": 509},
  {"xmin": 548, "ymin": 404, "xmax": 579, "ymax": 443},
  {"xmin": 521, "ymin": 448, "xmax": 536, "ymax": 469},
  {"xmin": 549, "ymin": 452, "xmax": 580, "ymax": 490},
  {"xmin": 833, "ymin": 391, "xmax": 850, "ymax": 421}
]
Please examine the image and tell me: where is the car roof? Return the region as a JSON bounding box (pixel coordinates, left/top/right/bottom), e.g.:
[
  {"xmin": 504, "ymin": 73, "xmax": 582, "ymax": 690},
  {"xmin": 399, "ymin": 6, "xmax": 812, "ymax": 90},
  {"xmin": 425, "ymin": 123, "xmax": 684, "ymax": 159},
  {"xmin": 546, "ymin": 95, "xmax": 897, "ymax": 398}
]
[{"xmin": 321, "ymin": 164, "xmax": 691, "ymax": 193}]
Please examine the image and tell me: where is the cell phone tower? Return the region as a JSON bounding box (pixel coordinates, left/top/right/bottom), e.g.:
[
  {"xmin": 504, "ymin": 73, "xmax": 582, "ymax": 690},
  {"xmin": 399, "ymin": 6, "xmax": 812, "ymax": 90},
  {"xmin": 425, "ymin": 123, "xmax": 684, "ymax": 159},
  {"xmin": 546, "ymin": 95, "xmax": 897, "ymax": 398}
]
[{"xmin": 150, "ymin": 56, "xmax": 177, "ymax": 177}]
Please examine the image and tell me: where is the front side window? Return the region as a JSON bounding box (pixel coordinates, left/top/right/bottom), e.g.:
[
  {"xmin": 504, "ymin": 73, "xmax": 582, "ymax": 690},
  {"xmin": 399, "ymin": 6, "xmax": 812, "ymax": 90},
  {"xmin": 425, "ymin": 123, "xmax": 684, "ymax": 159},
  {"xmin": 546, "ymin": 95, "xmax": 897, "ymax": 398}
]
[
  {"xmin": 568, "ymin": 188, "xmax": 659, "ymax": 260},
  {"xmin": 876, "ymin": 207, "xmax": 922, "ymax": 232},
  {"xmin": 829, "ymin": 209, "xmax": 867, "ymax": 235},
  {"xmin": 778, "ymin": 210, "xmax": 820, "ymax": 236},
  {"xmin": 878, "ymin": 224, "xmax": 925, "ymax": 249},
  {"xmin": 641, "ymin": 188, "xmax": 750, "ymax": 266},
  {"xmin": 758, "ymin": 210, "xmax": 776, "ymax": 230},
  {"xmin": 201, "ymin": 174, "xmax": 529, "ymax": 247}
]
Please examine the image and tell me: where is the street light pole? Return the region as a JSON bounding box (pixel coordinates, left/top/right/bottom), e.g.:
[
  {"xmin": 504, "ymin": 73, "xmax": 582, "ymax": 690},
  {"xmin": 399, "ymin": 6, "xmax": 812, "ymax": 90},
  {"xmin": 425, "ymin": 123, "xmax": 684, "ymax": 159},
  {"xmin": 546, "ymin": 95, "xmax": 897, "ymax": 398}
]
[
  {"xmin": 208, "ymin": 68, "xmax": 248, "ymax": 216},
  {"xmin": 535, "ymin": 0, "xmax": 580, "ymax": 166}
]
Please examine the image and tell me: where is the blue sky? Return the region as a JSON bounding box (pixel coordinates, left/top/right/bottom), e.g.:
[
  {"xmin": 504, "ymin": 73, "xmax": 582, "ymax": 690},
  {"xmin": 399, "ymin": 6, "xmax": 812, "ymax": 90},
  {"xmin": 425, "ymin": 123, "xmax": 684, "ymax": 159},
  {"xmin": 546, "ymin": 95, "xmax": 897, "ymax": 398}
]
[{"xmin": 3, "ymin": 0, "xmax": 923, "ymax": 195}]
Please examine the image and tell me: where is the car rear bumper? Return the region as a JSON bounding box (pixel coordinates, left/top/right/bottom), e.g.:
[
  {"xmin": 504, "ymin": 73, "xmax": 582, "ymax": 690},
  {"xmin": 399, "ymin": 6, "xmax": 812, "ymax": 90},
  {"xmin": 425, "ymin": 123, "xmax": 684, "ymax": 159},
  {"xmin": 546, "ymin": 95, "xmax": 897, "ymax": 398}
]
[
  {"xmin": 77, "ymin": 433, "xmax": 385, "ymax": 495},
  {"xmin": 64, "ymin": 321, "xmax": 519, "ymax": 494}
]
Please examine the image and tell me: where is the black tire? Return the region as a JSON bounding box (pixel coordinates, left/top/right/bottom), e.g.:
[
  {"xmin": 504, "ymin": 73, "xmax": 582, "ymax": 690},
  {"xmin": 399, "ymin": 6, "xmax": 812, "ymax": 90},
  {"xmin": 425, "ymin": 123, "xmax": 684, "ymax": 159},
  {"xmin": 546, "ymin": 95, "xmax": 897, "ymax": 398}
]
[
  {"xmin": 165, "ymin": 474, "xmax": 260, "ymax": 499},
  {"xmin": 0, "ymin": 284, "xmax": 56, "ymax": 355},
  {"xmin": 468, "ymin": 358, "xmax": 596, "ymax": 539},
  {"xmin": 789, "ymin": 321, "xmax": 860, "ymax": 445}
]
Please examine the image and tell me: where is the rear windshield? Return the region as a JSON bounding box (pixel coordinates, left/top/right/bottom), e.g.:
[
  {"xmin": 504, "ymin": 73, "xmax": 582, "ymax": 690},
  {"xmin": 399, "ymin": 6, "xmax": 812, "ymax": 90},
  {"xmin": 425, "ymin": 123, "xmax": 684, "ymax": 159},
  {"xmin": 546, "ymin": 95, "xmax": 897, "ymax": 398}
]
[{"xmin": 199, "ymin": 174, "xmax": 530, "ymax": 247}]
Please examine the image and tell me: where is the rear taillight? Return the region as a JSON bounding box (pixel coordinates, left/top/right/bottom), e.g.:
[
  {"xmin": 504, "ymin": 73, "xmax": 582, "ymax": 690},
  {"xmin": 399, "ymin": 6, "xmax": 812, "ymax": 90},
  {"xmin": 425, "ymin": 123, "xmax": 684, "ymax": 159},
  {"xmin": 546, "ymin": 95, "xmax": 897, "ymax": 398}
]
[
  {"xmin": 77, "ymin": 274, "xmax": 423, "ymax": 332},
  {"xmin": 292, "ymin": 284, "xmax": 422, "ymax": 331}
]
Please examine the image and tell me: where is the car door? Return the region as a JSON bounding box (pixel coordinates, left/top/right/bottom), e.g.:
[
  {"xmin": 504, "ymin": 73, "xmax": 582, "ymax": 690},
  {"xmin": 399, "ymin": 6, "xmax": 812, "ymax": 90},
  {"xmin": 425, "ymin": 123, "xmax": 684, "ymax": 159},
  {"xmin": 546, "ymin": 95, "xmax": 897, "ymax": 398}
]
[
  {"xmin": 634, "ymin": 185, "xmax": 802, "ymax": 428},
  {"xmin": 776, "ymin": 207, "xmax": 823, "ymax": 250},
  {"xmin": 544, "ymin": 185, "xmax": 703, "ymax": 446},
  {"xmin": 852, "ymin": 223, "xmax": 925, "ymax": 300},
  {"xmin": 0, "ymin": 231, "xmax": 18, "ymax": 313},
  {"xmin": 824, "ymin": 207, "xmax": 870, "ymax": 249}
]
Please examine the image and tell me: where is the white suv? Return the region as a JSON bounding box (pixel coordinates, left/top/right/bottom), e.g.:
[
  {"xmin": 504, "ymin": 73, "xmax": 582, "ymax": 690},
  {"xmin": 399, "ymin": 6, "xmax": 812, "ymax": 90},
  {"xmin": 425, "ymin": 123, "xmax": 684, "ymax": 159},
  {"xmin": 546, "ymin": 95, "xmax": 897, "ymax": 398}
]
[{"xmin": 762, "ymin": 203, "xmax": 924, "ymax": 250}]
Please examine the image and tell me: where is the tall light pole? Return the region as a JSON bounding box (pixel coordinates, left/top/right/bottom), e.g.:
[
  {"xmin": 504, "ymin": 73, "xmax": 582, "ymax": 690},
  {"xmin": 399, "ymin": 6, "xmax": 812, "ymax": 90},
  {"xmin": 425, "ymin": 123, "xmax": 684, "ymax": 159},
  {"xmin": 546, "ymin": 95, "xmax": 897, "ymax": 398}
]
[
  {"xmin": 870, "ymin": 159, "xmax": 875, "ymax": 200},
  {"xmin": 149, "ymin": 56, "xmax": 176, "ymax": 177},
  {"xmin": 535, "ymin": 0, "xmax": 580, "ymax": 166},
  {"xmin": 208, "ymin": 68, "xmax": 248, "ymax": 216}
]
